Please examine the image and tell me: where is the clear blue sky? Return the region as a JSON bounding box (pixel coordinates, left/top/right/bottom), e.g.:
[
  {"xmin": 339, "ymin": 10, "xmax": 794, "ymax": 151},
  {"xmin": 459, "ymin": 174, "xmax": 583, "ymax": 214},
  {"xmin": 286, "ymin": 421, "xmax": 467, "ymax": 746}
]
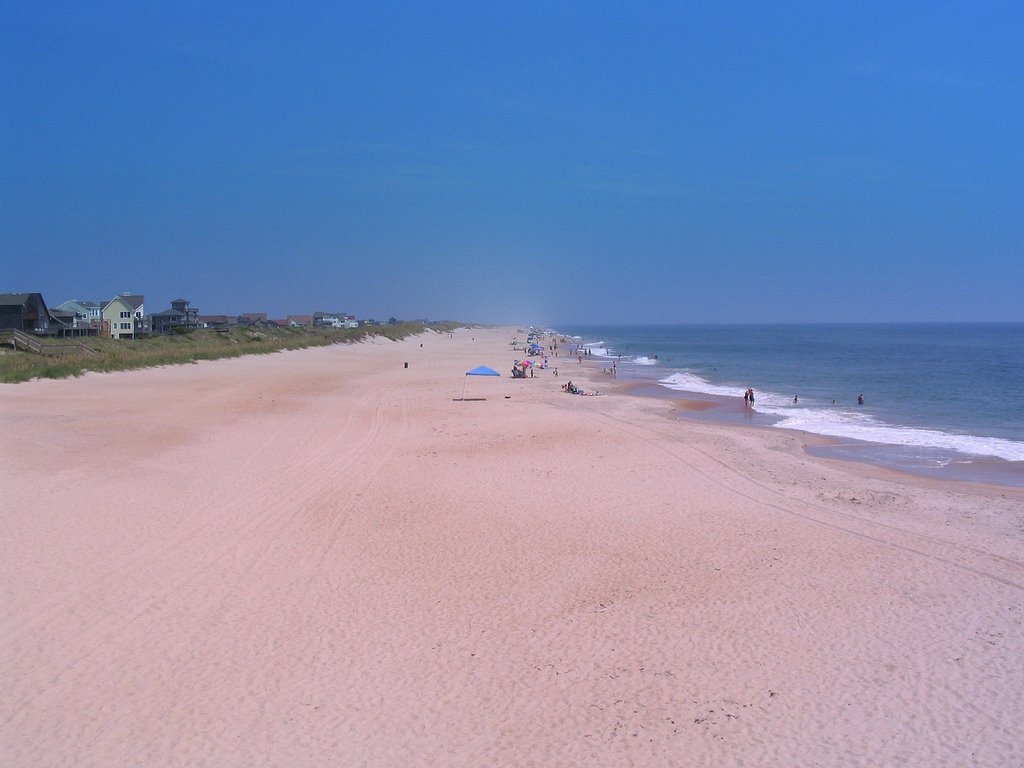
[{"xmin": 2, "ymin": 1, "xmax": 1022, "ymax": 324}]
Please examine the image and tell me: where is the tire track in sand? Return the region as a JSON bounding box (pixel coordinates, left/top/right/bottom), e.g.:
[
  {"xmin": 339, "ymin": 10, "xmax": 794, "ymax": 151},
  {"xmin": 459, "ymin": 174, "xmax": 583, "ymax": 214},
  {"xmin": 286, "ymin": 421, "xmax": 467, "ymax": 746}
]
[
  {"xmin": 1, "ymin": 382, "xmax": 408, "ymax": 733},
  {"xmin": 576, "ymin": 406, "xmax": 1024, "ymax": 592}
]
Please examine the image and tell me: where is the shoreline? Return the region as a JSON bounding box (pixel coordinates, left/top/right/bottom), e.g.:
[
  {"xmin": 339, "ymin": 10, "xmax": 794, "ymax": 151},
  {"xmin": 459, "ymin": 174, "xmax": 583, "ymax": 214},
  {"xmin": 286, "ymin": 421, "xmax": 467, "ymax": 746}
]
[
  {"xmin": 570, "ymin": 357, "xmax": 1024, "ymax": 490},
  {"xmin": 3, "ymin": 326, "xmax": 1022, "ymax": 766}
]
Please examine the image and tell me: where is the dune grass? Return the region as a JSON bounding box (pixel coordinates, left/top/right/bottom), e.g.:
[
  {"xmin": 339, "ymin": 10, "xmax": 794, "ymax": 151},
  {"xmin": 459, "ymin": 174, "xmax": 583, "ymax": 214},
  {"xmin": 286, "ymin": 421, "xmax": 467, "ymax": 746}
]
[{"xmin": 0, "ymin": 322, "xmax": 463, "ymax": 383}]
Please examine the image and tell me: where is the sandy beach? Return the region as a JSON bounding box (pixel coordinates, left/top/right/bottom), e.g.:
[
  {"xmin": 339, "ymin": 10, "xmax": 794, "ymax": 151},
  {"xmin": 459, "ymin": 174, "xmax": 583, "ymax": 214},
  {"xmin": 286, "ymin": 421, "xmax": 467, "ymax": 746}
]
[{"xmin": 2, "ymin": 327, "xmax": 1022, "ymax": 767}]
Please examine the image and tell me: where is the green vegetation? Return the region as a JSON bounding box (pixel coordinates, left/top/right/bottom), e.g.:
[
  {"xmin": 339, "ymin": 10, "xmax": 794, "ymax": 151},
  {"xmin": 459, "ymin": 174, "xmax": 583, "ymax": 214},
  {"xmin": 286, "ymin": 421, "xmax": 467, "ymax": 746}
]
[{"xmin": 0, "ymin": 322, "xmax": 464, "ymax": 383}]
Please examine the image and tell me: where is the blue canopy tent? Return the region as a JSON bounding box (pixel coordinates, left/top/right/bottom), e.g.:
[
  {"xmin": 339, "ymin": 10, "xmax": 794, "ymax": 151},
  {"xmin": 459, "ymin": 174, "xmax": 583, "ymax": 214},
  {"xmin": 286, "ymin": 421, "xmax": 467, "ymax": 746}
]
[{"xmin": 460, "ymin": 365, "xmax": 500, "ymax": 400}]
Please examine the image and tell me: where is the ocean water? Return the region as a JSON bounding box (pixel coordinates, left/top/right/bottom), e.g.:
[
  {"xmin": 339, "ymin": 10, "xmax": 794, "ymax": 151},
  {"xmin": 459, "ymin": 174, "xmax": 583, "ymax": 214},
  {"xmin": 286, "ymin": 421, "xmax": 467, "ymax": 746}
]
[{"xmin": 554, "ymin": 324, "xmax": 1024, "ymax": 486}]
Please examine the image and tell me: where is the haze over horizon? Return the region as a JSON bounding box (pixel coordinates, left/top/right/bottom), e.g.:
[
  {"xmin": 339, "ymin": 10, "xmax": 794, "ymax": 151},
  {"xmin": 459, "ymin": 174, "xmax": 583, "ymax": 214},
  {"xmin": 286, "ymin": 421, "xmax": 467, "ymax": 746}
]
[{"xmin": 3, "ymin": 2, "xmax": 1022, "ymax": 325}]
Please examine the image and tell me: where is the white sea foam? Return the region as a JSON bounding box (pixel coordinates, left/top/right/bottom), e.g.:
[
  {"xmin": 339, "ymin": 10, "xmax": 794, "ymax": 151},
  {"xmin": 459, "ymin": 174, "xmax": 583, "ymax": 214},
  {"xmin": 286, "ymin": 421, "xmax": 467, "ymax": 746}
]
[
  {"xmin": 576, "ymin": 340, "xmax": 657, "ymax": 364},
  {"xmin": 659, "ymin": 371, "xmax": 745, "ymax": 399},
  {"xmin": 659, "ymin": 371, "xmax": 1024, "ymax": 462},
  {"xmin": 579, "ymin": 340, "xmax": 659, "ymax": 365},
  {"xmin": 763, "ymin": 406, "xmax": 1024, "ymax": 462}
]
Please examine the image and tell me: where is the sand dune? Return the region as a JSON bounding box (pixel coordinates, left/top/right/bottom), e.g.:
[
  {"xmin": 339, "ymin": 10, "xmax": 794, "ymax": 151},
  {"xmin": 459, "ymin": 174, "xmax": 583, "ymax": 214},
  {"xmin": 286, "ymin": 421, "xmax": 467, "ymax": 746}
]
[{"xmin": 2, "ymin": 328, "xmax": 1022, "ymax": 767}]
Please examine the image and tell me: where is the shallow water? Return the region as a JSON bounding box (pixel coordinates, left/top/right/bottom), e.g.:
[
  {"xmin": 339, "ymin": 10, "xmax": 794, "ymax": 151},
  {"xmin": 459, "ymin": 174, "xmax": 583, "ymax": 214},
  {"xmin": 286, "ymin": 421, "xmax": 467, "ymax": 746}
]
[{"xmin": 557, "ymin": 323, "xmax": 1024, "ymax": 486}]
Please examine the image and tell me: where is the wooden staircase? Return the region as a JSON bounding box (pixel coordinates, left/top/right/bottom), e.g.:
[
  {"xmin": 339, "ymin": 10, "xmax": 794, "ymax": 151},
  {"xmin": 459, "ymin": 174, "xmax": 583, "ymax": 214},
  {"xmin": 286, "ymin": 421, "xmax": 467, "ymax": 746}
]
[{"xmin": 0, "ymin": 329, "xmax": 100, "ymax": 356}]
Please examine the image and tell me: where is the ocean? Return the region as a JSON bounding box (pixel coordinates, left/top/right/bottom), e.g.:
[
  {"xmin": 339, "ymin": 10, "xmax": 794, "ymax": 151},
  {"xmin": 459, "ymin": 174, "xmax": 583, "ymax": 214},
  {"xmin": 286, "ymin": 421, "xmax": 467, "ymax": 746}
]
[{"xmin": 554, "ymin": 324, "xmax": 1024, "ymax": 487}]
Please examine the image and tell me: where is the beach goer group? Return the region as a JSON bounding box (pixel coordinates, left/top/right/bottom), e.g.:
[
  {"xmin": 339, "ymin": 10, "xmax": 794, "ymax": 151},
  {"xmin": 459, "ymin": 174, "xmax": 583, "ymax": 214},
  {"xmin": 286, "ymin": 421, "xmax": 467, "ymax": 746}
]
[
  {"xmin": 563, "ymin": 380, "xmax": 600, "ymax": 396},
  {"xmin": 742, "ymin": 389, "xmax": 862, "ymax": 406}
]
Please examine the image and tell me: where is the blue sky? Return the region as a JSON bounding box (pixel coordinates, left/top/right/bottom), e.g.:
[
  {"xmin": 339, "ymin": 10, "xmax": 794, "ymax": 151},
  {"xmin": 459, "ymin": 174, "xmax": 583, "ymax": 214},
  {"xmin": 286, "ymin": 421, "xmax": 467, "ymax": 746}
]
[{"xmin": 2, "ymin": 1, "xmax": 1022, "ymax": 324}]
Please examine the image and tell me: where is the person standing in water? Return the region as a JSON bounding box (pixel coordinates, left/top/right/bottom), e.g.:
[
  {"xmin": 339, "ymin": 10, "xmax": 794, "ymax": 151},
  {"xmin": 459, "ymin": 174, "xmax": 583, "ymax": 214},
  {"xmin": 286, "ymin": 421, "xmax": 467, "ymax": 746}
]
[{"xmin": 858, "ymin": 393, "xmax": 865, "ymax": 405}]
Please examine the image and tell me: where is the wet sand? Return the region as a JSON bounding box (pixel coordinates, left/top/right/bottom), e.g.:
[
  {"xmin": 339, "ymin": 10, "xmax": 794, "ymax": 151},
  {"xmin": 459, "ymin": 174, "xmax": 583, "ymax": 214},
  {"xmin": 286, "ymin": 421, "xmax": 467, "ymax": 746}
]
[{"xmin": 619, "ymin": 377, "xmax": 1024, "ymax": 489}]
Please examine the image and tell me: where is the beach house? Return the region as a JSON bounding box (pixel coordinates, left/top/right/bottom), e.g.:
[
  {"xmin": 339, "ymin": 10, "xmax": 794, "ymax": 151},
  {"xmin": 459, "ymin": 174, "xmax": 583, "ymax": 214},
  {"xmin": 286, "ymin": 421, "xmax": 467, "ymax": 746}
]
[
  {"xmin": 56, "ymin": 299, "xmax": 102, "ymax": 323},
  {"xmin": 0, "ymin": 292, "xmax": 53, "ymax": 333},
  {"xmin": 102, "ymin": 293, "xmax": 148, "ymax": 339},
  {"xmin": 197, "ymin": 315, "xmax": 237, "ymax": 330},
  {"xmin": 313, "ymin": 312, "xmax": 359, "ymax": 329},
  {"xmin": 55, "ymin": 299, "xmax": 104, "ymax": 334},
  {"xmin": 150, "ymin": 298, "xmax": 199, "ymax": 334}
]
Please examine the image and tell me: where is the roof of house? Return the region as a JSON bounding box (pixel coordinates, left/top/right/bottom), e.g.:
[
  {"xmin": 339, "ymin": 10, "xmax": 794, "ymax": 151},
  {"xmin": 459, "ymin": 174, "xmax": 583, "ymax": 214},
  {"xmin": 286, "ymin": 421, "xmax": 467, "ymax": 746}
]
[
  {"xmin": 103, "ymin": 294, "xmax": 144, "ymax": 311},
  {"xmin": 0, "ymin": 293, "xmax": 41, "ymax": 307},
  {"xmin": 59, "ymin": 299, "xmax": 102, "ymax": 313}
]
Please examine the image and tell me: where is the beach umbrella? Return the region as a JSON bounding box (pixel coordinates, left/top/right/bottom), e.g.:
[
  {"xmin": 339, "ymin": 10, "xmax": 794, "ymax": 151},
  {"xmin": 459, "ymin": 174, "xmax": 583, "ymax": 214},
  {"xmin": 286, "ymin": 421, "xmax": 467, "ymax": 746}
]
[{"xmin": 460, "ymin": 365, "xmax": 501, "ymax": 400}]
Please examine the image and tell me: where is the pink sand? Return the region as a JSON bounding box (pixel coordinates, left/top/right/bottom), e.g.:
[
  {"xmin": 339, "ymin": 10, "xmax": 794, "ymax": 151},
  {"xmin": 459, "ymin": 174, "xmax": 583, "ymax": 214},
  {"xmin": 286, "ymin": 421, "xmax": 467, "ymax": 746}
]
[{"xmin": 2, "ymin": 328, "xmax": 1022, "ymax": 766}]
